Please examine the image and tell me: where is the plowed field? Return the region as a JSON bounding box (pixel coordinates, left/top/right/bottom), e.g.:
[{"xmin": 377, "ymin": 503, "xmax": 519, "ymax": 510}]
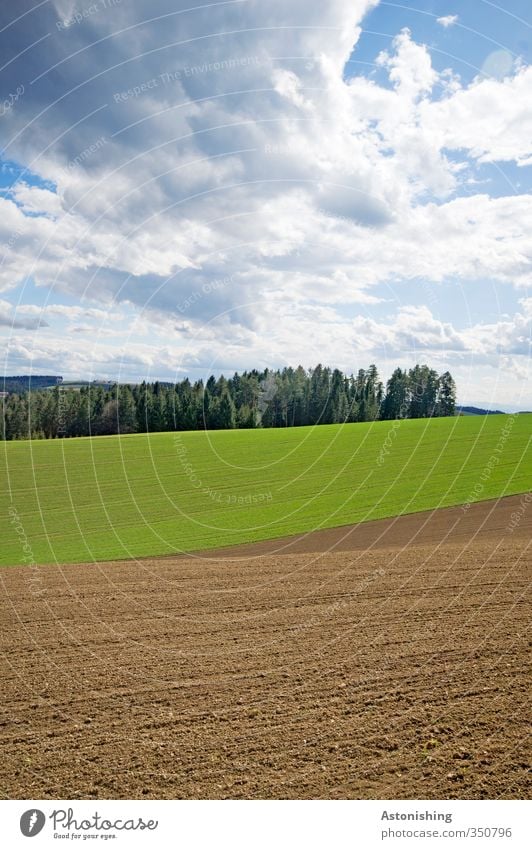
[{"xmin": 1, "ymin": 495, "xmax": 530, "ymax": 799}]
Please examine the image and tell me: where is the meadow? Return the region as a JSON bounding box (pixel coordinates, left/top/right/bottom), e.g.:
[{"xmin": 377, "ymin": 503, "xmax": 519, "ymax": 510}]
[{"xmin": 1, "ymin": 414, "xmax": 530, "ymax": 566}]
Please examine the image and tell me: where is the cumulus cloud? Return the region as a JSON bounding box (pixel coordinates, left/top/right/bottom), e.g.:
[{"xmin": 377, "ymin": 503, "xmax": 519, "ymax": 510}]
[
  {"xmin": 376, "ymin": 28, "xmax": 438, "ymax": 99},
  {"xmin": 422, "ymin": 66, "xmax": 532, "ymax": 166}
]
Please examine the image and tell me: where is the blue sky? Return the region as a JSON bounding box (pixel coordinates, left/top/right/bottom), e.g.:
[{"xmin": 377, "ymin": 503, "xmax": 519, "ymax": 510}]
[
  {"xmin": 353, "ymin": 0, "xmax": 531, "ymax": 80},
  {"xmin": 0, "ymin": 0, "xmax": 530, "ymax": 408}
]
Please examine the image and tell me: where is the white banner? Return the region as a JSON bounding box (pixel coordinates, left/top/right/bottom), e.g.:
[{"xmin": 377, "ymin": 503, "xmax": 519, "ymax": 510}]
[{"xmin": 1, "ymin": 800, "xmax": 529, "ymax": 848}]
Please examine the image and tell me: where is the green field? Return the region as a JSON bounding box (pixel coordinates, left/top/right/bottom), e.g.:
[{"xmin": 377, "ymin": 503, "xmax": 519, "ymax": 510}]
[{"xmin": 1, "ymin": 415, "xmax": 530, "ymax": 566}]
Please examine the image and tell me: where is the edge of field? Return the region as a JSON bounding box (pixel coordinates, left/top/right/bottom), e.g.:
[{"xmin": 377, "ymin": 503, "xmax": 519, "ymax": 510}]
[{"xmin": 57, "ymin": 491, "xmax": 532, "ymax": 566}]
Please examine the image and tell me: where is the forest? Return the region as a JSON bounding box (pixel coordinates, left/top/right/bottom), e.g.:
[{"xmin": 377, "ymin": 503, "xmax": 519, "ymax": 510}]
[{"xmin": 0, "ymin": 363, "xmax": 456, "ymax": 440}]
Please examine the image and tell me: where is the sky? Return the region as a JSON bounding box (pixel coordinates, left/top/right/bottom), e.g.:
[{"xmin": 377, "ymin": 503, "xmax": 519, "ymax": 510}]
[{"xmin": 0, "ymin": 0, "xmax": 531, "ymax": 409}]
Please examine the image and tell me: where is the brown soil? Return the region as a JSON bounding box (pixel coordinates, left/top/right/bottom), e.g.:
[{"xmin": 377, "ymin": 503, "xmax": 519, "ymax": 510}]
[{"xmin": 1, "ymin": 494, "xmax": 530, "ymax": 799}]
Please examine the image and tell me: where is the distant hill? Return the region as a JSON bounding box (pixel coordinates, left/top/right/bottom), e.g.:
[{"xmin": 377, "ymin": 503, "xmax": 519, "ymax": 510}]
[
  {"xmin": 457, "ymin": 405, "xmax": 506, "ymax": 416},
  {"xmin": 1, "ymin": 376, "xmax": 121, "ymax": 393},
  {"xmin": 2, "ymin": 375, "xmax": 63, "ymax": 393},
  {"xmin": 58, "ymin": 380, "xmax": 115, "ymax": 391}
]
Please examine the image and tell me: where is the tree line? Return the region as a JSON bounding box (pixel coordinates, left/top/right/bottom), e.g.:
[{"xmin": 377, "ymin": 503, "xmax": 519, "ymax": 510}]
[{"xmin": 0, "ymin": 363, "xmax": 456, "ymax": 440}]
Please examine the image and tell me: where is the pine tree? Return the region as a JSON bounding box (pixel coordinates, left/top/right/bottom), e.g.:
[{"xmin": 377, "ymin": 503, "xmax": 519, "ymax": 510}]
[
  {"xmin": 218, "ymin": 389, "xmax": 236, "ymax": 429},
  {"xmin": 381, "ymin": 368, "xmax": 410, "ymax": 420},
  {"xmin": 437, "ymin": 371, "xmax": 456, "ymax": 417},
  {"xmin": 117, "ymin": 385, "xmax": 137, "ymax": 434}
]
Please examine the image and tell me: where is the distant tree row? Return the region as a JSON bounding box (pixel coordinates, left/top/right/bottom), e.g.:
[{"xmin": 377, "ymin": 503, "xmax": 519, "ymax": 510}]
[{"xmin": 0, "ymin": 364, "xmax": 456, "ymax": 440}]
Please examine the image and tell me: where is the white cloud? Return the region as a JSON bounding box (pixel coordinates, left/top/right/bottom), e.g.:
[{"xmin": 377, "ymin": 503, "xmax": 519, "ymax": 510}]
[
  {"xmin": 437, "ymin": 14, "xmax": 459, "ymax": 28},
  {"xmin": 0, "ymin": 300, "xmax": 48, "ymax": 331},
  {"xmin": 376, "ymin": 28, "xmax": 438, "ymax": 99},
  {"xmin": 423, "ymin": 66, "xmax": 532, "ymax": 166}
]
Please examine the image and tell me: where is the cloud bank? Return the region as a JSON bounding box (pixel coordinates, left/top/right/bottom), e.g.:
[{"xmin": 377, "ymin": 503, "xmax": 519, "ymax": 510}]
[{"xmin": 0, "ymin": 0, "xmax": 530, "ymax": 404}]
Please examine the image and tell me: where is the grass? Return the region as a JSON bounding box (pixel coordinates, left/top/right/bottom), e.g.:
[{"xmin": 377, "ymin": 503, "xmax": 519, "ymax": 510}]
[{"xmin": 1, "ymin": 414, "xmax": 530, "ymax": 566}]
